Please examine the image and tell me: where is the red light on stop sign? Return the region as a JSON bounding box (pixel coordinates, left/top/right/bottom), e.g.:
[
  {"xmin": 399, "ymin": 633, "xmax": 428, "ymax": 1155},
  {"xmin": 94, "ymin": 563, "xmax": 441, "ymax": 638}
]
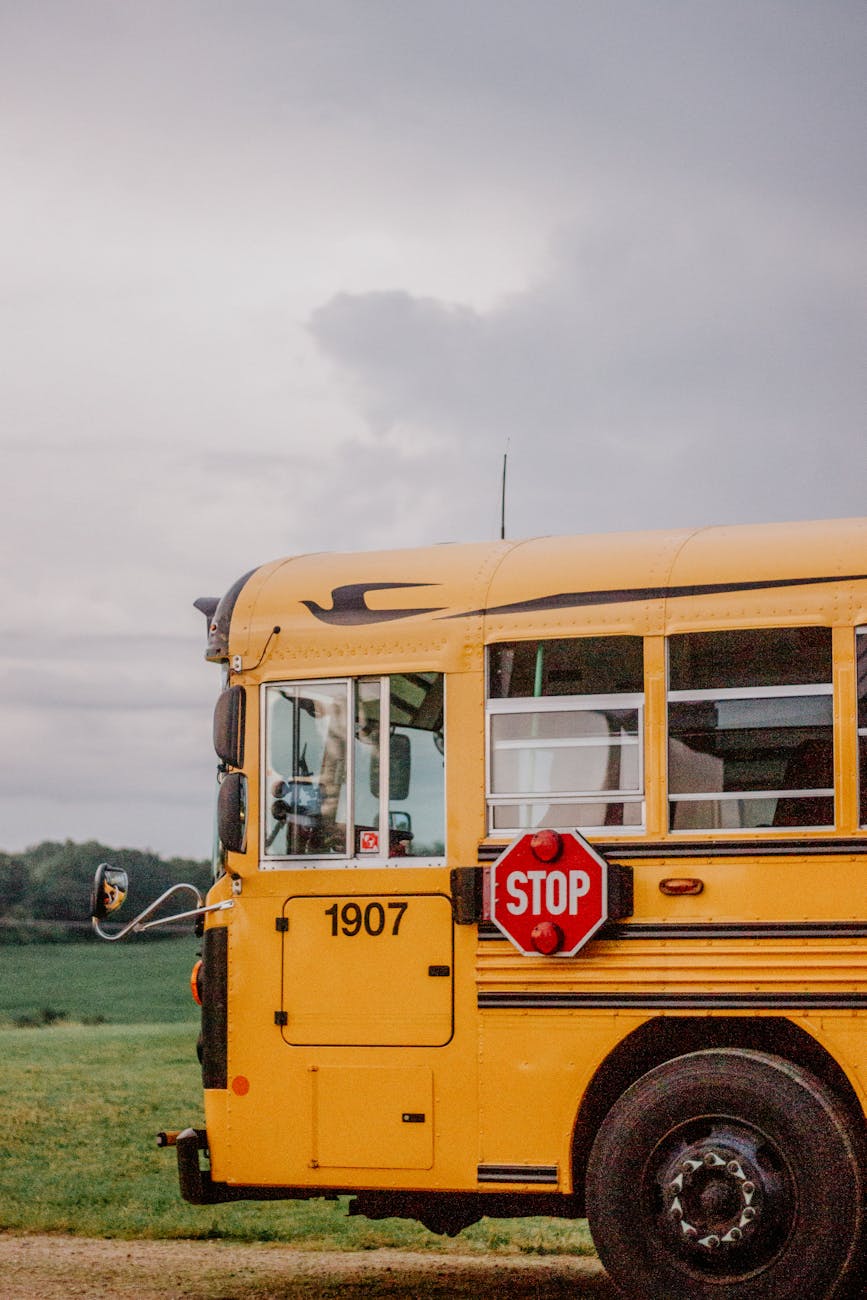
[
  {"xmin": 530, "ymin": 829, "xmax": 562, "ymax": 862},
  {"xmin": 531, "ymin": 920, "xmax": 563, "ymax": 954},
  {"xmin": 490, "ymin": 829, "xmax": 609, "ymax": 957}
]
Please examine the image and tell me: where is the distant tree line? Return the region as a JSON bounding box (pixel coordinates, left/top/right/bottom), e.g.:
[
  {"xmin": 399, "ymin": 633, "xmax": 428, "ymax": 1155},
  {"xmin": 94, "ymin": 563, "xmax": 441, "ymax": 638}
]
[{"xmin": 0, "ymin": 841, "xmax": 211, "ymax": 942}]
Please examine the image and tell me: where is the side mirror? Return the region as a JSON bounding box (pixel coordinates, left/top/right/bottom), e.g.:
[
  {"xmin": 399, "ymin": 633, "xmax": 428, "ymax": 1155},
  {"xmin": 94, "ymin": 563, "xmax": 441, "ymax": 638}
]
[
  {"xmin": 218, "ymin": 771, "xmax": 247, "ymax": 853},
  {"xmin": 213, "ymin": 686, "xmax": 245, "ymax": 767},
  {"xmin": 91, "ymin": 863, "xmax": 129, "ymax": 920},
  {"xmin": 370, "ymin": 732, "xmax": 412, "ymax": 802}
]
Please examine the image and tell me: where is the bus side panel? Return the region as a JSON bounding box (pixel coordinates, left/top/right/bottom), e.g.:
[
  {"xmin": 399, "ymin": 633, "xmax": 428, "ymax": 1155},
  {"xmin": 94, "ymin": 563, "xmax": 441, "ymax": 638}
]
[
  {"xmin": 478, "ymin": 1011, "xmax": 647, "ymax": 1188},
  {"xmin": 213, "ymin": 875, "xmax": 482, "ymax": 1192}
]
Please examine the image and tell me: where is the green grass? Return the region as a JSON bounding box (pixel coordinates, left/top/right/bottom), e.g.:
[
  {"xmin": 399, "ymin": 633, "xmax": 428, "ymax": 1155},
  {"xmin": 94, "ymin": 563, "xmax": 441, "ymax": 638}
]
[
  {"xmin": 0, "ymin": 949, "xmax": 594, "ymax": 1254},
  {"xmin": 0, "ymin": 937, "xmax": 201, "ymax": 1025}
]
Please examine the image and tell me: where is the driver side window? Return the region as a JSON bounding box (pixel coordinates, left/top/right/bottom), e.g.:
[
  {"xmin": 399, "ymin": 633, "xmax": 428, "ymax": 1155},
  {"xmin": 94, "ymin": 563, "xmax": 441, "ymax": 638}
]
[{"xmin": 263, "ymin": 674, "xmax": 445, "ymax": 862}]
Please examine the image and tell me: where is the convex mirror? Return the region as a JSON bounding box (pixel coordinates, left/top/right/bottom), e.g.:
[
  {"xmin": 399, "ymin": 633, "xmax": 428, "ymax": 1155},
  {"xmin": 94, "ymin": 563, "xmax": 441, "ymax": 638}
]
[
  {"xmin": 218, "ymin": 771, "xmax": 247, "ymax": 853},
  {"xmin": 213, "ymin": 685, "xmax": 245, "ymax": 768},
  {"xmin": 91, "ymin": 863, "xmax": 129, "ymax": 920}
]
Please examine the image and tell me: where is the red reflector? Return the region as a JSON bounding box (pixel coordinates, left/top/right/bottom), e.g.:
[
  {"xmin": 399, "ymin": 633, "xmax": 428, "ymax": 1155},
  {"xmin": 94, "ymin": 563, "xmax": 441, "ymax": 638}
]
[
  {"xmin": 190, "ymin": 959, "xmax": 203, "ymax": 1006},
  {"xmin": 232, "ymin": 1075, "xmax": 250, "ymax": 1097},
  {"xmin": 659, "ymin": 877, "xmax": 705, "ymax": 896},
  {"xmin": 531, "ymin": 920, "xmax": 564, "ymax": 955},
  {"xmin": 530, "ymin": 829, "xmax": 562, "ymax": 862}
]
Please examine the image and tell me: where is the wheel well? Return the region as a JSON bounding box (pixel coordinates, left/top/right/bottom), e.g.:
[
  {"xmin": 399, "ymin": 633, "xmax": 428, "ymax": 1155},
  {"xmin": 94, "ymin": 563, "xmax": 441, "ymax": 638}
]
[{"xmin": 571, "ymin": 1016, "xmax": 866, "ymax": 1212}]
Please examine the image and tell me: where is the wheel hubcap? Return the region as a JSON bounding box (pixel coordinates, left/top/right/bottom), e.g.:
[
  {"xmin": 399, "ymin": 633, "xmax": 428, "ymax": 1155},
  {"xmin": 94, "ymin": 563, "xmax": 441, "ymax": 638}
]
[{"xmin": 652, "ymin": 1124, "xmax": 791, "ymax": 1274}]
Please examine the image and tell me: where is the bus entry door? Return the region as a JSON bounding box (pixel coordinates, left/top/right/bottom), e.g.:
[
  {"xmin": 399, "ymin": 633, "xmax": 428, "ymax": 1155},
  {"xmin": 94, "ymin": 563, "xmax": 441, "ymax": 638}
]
[{"xmin": 279, "ymin": 891, "xmax": 454, "ymax": 1047}]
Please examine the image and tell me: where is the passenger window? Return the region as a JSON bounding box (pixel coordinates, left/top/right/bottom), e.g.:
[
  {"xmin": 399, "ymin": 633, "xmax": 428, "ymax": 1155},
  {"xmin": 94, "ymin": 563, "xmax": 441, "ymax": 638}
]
[
  {"xmin": 858, "ymin": 630, "xmax": 867, "ymax": 827},
  {"xmin": 667, "ymin": 628, "xmax": 833, "ymax": 831},
  {"xmin": 487, "ymin": 637, "xmax": 645, "ymax": 834}
]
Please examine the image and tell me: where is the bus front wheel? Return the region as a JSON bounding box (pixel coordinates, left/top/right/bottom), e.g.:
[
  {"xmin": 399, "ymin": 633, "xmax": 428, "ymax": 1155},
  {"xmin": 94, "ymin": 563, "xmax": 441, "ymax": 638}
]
[{"xmin": 585, "ymin": 1048, "xmax": 864, "ymax": 1299}]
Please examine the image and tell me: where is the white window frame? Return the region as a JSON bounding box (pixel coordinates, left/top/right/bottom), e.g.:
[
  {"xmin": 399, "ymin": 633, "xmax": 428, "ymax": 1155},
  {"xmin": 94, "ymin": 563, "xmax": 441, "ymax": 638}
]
[
  {"xmin": 486, "ymin": 689, "xmax": 646, "ymax": 835},
  {"xmin": 667, "ymin": 679, "xmax": 835, "ymax": 833}
]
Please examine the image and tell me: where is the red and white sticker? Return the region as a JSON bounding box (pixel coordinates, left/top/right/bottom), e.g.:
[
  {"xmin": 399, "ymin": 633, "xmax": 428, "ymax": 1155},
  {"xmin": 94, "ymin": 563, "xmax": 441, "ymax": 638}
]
[{"xmin": 359, "ymin": 830, "xmax": 379, "ymax": 854}]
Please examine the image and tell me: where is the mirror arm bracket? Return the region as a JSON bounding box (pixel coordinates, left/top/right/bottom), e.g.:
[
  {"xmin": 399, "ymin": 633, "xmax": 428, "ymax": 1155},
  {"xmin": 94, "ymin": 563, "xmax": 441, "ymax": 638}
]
[{"xmin": 91, "ymin": 884, "xmax": 233, "ymax": 942}]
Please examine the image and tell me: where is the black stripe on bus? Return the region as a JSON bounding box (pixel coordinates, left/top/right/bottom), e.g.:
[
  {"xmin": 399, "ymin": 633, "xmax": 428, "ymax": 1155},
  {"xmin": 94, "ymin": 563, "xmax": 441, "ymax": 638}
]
[
  {"xmin": 477, "ymin": 838, "xmax": 867, "ymax": 862},
  {"xmin": 478, "ymin": 920, "xmax": 867, "ymax": 942},
  {"xmin": 456, "ymin": 572, "xmax": 867, "ymax": 620},
  {"xmin": 478, "ymin": 991, "xmax": 867, "ymax": 1011},
  {"xmin": 477, "ymin": 1164, "xmax": 559, "ymax": 1185}
]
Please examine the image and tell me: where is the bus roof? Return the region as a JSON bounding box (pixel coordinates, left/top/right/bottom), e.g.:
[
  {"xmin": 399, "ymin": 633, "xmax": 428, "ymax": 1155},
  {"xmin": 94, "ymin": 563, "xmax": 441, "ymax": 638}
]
[{"xmin": 209, "ymin": 517, "xmax": 867, "ymax": 675}]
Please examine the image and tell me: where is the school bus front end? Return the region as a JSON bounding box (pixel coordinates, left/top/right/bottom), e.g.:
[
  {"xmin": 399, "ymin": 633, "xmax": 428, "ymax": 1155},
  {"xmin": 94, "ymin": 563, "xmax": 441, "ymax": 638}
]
[{"xmin": 111, "ymin": 519, "xmax": 867, "ymax": 1299}]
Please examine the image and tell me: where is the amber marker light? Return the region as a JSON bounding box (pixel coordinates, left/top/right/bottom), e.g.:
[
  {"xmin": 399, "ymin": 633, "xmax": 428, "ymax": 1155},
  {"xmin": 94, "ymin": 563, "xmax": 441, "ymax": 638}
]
[
  {"xmin": 190, "ymin": 959, "xmax": 203, "ymax": 1006},
  {"xmin": 232, "ymin": 1076, "xmax": 250, "ymax": 1097},
  {"xmin": 530, "ymin": 829, "xmax": 563, "ymax": 862},
  {"xmin": 659, "ymin": 878, "xmax": 705, "ymax": 896}
]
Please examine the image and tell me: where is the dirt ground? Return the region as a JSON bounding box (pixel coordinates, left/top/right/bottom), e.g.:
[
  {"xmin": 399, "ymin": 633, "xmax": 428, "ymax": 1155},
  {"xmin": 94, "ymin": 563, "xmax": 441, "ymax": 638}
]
[{"xmin": 0, "ymin": 1235, "xmax": 616, "ymax": 1300}]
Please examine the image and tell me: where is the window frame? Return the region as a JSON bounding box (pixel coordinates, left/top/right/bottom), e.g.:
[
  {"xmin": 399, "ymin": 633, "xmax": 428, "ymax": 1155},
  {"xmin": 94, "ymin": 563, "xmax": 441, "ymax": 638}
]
[
  {"xmin": 259, "ymin": 675, "xmax": 446, "ymax": 869},
  {"xmin": 666, "ymin": 633, "xmax": 835, "ymax": 834},
  {"xmin": 485, "ymin": 642, "xmax": 646, "ymax": 836}
]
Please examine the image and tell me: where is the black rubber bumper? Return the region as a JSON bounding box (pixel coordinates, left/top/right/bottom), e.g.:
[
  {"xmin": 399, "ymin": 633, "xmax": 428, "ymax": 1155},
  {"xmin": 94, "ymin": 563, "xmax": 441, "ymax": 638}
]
[
  {"xmin": 175, "ymin": 1128, "xmax": 331, "ymax": 1205},
  {"xmin": 176, "ymin": 1127, "xmax": 245, "ymax": 1205}
]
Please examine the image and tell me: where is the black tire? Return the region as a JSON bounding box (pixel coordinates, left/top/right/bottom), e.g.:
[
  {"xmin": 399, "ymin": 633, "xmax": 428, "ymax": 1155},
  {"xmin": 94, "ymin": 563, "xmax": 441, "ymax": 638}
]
[{"xmin": 585, "ymin": 1049, "xmax": 865, "ymax": 1299}]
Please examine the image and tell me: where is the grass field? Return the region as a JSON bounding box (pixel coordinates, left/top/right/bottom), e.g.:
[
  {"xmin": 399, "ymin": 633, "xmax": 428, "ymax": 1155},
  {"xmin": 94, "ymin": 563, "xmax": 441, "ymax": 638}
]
[
  {"xmin": 0, "ymin": 937, "xmax": 202, "ymax": 1026},
  {"xmin": 0, "ymin": 942, "xmax": 594, "ymax": 1257}
]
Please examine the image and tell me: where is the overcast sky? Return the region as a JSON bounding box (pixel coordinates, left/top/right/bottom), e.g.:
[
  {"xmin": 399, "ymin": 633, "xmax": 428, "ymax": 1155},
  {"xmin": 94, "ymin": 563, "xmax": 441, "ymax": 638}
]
[{"xmin": 1, "ymin": 1, "xmax": 865, "ymax": 860}]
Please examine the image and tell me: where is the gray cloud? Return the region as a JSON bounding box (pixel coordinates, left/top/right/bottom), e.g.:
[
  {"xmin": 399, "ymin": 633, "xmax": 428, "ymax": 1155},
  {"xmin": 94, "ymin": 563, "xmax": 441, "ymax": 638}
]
[
  {"xmin": 309, "ymin": 188, "xmax": 867, "ymax": 536},
  {"xmin": 0, "ymin": 1, "xmax": 864, "ymax": 856}
]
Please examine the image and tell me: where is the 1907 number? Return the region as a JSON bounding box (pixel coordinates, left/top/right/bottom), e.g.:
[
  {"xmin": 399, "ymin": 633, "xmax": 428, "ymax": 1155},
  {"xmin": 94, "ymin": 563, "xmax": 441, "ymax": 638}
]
[{"xmin": 324, "ymin": 900, "xmax": 408, "ymax": 937}]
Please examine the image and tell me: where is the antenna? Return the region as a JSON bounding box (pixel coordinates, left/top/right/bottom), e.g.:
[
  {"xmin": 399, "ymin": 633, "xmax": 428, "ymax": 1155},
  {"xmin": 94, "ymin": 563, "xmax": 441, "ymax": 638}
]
[{"xmin": 500, "ymin": 445, "xmax": 509, "ymax": 540}]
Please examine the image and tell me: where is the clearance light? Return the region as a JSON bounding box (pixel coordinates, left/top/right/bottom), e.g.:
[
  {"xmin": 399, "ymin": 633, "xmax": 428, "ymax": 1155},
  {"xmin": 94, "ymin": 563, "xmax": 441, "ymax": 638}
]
[
  {"xmin": 659, "ymin": 877, "xmax": 704, "ymax": 896},
  {"xmin": 530, "ymin": 829, "xmax": 562, "ymax": 862},
  {"xmin": 531, "ymin": 920, "xmax": 564, "ymax": 955},
  {"xmin": 190, "ymin": 959, "xmax": 204, "ymax": 1006}
]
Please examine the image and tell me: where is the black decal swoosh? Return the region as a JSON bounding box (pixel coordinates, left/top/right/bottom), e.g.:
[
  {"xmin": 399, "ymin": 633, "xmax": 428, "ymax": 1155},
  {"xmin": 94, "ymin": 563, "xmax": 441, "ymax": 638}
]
[
  {"xmin": 302, "ymin": 582, "xmax": 444, "ymax": 626},
  {"xmin": 445, "ymin": 573, "xmax": 867, "ymax": 620}
]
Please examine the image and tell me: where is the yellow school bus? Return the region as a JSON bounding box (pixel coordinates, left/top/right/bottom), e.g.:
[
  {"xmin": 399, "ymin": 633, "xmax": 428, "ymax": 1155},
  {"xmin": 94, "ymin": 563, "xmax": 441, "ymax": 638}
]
[{"xmin": 92, "ymin": 516, "xmax": 867, "ymax": 1299}]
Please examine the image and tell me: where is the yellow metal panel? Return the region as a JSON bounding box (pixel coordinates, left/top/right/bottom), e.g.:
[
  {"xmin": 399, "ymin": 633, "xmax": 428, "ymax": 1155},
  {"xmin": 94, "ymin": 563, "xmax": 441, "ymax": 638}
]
[
  {"xmin": 233, "ymin": 542, "xmax": 502, "ymax": 679},
  {"xmin": 622, "ymin": 855, "xmax": 867, "ymax": 924},
  {"xmin": 202, "ymin": 1088, "xmax": 229, "ymax": 1182},
  {"xmin": 480, "ymin": 530, "xmax": 685, "ymax": 641},
  {"xmin": 643, "ymin": 635, "xmax": 668, "ymax": 837},
  {"xmin": 312, "ymin": 1066, "xmax": 434, "ymax": 1170},
  {"xmin": 281, "ymin": 892, "xmax": 453, "ymax": 1046},
  {"xmin": 228, "ymin": 521, "xmax": 867, "ymax": 673},
  {"xmin": 664, "ymin": 518, "xmax": 867, "ymax": 633},
  {"xmin": 478, "ymin": 1012, "xmax": 646, "ymax": 1184},
  {"xmin": 477, "ymin": 936, "xmax": 867, "ymax": 999},
  {"xmin": 216, "ymin": 879, "xmax": 478, "ymax": 1190}
]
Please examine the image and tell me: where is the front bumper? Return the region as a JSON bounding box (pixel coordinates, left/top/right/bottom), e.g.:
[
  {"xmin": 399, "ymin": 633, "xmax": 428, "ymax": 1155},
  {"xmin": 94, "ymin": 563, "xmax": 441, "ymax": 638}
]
[
  {"xmin": 166, "ymin": 1127, "xmax": 330, "ymax": 1205},
  {"xmin": 175, "ymin": 1128, "xmax": 242, "ymax": 1205}
]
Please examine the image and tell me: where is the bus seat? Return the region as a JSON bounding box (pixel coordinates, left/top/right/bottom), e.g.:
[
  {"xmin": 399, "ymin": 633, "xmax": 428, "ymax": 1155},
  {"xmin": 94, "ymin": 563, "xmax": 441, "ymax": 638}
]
[{"xmin": 772, "ymin": 739, "xmax": 834, "ymax": 827}]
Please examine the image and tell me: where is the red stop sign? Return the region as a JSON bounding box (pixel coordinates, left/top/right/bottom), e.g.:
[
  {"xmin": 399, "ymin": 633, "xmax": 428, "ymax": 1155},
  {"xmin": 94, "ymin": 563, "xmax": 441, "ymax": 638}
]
[{"xmin": 490, "ymin": 829, "xmax": 608, "ymax": 956}]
